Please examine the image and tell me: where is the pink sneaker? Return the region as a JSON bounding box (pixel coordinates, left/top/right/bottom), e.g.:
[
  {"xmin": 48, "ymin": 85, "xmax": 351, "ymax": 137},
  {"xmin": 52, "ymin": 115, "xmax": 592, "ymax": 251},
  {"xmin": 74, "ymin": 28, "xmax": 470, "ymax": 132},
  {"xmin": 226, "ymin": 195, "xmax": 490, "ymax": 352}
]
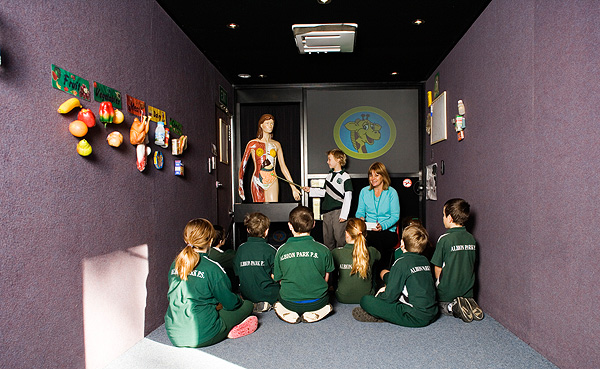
[{"xmin": 227, "ymin": 316, "xmax": 258, "ymax": 339}]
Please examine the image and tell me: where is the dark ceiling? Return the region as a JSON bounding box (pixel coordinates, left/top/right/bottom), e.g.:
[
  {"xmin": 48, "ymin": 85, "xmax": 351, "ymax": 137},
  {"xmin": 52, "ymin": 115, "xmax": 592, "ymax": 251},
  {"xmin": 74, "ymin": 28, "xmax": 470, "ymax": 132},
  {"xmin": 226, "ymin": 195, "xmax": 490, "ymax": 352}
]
[{"xmin": 156, "ymin": 0, "xmax": 491, "ymax": 86}]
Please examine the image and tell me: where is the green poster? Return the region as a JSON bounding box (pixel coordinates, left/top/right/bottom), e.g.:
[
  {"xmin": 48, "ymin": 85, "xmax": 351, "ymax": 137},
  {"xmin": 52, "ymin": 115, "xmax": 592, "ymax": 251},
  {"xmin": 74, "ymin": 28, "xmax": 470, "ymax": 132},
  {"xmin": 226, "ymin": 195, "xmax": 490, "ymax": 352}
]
[
  {"xmin": 51, "ymin": 65, "xmax": 91, "ymax": 101},
  {"xmin": 93, "ymin": 81, "xmax": 122, "ymax": 109},
  {"xmin": 169, "ymin": 118, "xmax": 183, "ymax": 137}
]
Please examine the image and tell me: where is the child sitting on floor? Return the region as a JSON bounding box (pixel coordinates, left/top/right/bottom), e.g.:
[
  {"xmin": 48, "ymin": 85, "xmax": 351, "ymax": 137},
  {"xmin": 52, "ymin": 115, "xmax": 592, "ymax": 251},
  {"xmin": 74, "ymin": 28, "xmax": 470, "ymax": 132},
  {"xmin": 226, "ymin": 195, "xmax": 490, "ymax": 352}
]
[
  {"xmin": 353, "ymin": 224, "xmax": 438, "ymax": 327},
  {"xmin": 332, "ymin": 218, "xmax": 381, "ymax": 303},
  {"xmin": 431, "ymin": 198, "xmax": 483, "ymax": 322},
  {"xmin": 207, "ymin": 224, "xmax": 237, "ymax": 288},
  {"xmin": 273, "ymin": 206, "xmax": 335, "ymax": 323},
  {"xmin": 165, "ymin": 218, "xmax": 257, "ymax": 347},
  {"xmin": 233, "ymin": 212, "xmax": 279, "ymax": 313}
]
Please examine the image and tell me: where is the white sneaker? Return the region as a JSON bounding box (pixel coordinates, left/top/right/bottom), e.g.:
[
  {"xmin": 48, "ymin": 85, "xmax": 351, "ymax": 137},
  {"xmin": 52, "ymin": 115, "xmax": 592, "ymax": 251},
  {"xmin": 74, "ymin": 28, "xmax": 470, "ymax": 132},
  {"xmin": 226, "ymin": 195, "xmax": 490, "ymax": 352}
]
[
  {"xmin": 301, "ymin": 304, "xmax": 333, "ymax": 323},
  {"xmin": 273, "ymin": 302, "xmax": 301, "ymax": 324}
]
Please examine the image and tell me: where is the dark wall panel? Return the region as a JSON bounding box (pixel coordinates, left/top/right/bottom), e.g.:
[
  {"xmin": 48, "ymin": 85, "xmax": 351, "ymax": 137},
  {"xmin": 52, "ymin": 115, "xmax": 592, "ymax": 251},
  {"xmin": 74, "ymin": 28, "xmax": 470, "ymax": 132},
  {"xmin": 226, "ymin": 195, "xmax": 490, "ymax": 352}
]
[
  {"xmin": 306, "ymin": 88, "xmax": 420, "ymax": 175},
  {"xmin": 424, "ymin": 1, "xmax": 600, "ymax": 368},
  {"xmin": 0, "ymin": 1, "xmax": 232, "ymax": 368}
]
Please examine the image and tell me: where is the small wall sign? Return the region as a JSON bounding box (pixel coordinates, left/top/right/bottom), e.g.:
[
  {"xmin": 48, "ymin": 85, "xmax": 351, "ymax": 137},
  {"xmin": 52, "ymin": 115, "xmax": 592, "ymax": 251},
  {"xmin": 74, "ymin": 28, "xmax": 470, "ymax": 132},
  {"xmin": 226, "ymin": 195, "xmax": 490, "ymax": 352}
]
[
  {"xmin": 169, "ymin": 118, "xmax": 183, "ymax": 137},
  {"xmin": 219, "ymin": 85, "xmax": 228, "ymax": 106},
  {"xmin": 93, "ymin": 81, "xmax": 122, "ymax": 109},
  {"xmin": 126, "ymin": 94, "xmax": 146, "ymax": 116},
  {"xmin": 51, "ymin": 64, "xmax": 91, "ymax": 101},
  {"xmin": 148, "ymin": 105, "xmax": 166, "ymax": 123}
]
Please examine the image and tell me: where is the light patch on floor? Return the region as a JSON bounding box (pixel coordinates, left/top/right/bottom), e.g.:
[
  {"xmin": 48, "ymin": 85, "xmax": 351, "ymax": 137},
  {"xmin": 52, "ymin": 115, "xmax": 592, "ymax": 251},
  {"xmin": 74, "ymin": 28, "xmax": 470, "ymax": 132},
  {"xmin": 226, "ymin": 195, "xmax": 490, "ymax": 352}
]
[{"xmin": 82, "ymin": 244, "xmax": 149, "ymax": 369}]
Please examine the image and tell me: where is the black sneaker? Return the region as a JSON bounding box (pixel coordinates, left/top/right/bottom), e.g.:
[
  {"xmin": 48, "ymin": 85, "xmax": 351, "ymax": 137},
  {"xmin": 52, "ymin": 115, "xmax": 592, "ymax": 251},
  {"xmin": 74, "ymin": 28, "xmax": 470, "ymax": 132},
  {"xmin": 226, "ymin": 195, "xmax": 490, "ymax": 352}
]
[
  {"xmin": 253, "ymin": 302, "xmax": 272, "ymax": 313},
  {"xmin": 452, "ymin": 297, "xmax": 474, "ymax": 323},
  {"xmin": 352, "ymin": 307, "xmax": 385, "ymax": 323},
  {"xmin": 439, "ymin": 301, "xmax": 453, "ymax": 316},
  {"xmin": 466, "ymin": 298, "xmax": 484, "ymax": 321}
]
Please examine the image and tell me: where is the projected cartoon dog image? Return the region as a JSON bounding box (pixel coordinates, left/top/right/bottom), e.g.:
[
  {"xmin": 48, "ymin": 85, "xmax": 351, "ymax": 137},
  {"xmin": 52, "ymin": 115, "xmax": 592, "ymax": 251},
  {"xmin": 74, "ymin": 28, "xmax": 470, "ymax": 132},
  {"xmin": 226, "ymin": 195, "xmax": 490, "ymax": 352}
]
[{"xmin": 344, "ymin": 114, "xmax": 381, "ymax": 153}]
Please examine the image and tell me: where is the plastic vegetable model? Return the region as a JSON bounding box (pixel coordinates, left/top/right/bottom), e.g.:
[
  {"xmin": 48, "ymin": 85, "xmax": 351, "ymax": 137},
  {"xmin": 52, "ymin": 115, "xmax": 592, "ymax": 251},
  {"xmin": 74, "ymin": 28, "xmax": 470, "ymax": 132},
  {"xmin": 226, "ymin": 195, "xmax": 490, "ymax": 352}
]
[
  {"xmin": 69, "ymin": 120, "xmax": 88, "ymax": 137},
  {"xmin": 107, "ymin": 131, "xmax": 123, "ymax": 147},
  {"xmin": 113, "ymin": 109, "xmax": 124, "ymax": 124},
  {"xmin": 98, "ymin": 101, "xmax": 115, "ymax": 127},
  {"xmin": 58, "ymin": 97, "xmax": 82, "ymax": 114},
  {"xmin": 77, "ymin": 139, "xmax": 92, "ymax": 156},
  {"xmin": 77, "ymin": 109, "xmax": 96, "ymax": 128}
]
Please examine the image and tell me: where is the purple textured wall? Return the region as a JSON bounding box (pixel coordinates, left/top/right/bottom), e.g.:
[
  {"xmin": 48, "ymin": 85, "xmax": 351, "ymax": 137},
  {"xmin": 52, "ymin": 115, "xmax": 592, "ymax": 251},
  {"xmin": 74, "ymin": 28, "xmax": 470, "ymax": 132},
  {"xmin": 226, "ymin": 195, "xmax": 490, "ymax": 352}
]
[
  {"xmin": 0, "ymin": 1, "xmax": 231, "ymax": 368},
  {"xmin": 425, "ymin": 1, "xmax": 600, "ymax": 368}
]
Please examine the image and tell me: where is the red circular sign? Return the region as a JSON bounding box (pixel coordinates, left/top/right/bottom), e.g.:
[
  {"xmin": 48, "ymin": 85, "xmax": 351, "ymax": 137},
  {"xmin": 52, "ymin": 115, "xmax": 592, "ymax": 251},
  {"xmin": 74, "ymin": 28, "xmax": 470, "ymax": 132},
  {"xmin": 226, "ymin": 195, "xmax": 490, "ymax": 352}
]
[{"xmin": 403, "ymin": 178, "xmax": 412, "ymax": 188}]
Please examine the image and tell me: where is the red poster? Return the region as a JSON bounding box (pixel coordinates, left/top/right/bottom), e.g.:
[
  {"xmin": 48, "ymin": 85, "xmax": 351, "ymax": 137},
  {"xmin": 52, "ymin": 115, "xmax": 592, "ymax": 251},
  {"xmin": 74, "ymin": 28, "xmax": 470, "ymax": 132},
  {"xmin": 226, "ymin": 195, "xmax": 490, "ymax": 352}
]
[{"xmin": 126, "ymin": 95, "xmax": 145, "ymax": 116}]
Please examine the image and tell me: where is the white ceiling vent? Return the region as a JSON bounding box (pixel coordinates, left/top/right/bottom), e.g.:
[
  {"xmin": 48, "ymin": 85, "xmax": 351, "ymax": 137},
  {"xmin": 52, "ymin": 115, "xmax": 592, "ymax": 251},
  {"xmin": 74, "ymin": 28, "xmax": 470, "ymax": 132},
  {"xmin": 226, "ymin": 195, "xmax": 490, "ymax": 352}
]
[{"xmin": 292, "ymin": 23, "xmax": 357, "ymax": 54}]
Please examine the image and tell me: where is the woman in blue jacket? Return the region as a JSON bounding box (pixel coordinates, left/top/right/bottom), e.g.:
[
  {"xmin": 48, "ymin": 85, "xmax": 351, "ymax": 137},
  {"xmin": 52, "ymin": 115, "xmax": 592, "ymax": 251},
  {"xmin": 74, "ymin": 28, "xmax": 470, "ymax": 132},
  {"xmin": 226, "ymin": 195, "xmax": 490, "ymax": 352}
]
[{"xmin": 356, "ymin": 162, "xmax": 400, "ymax": 278}]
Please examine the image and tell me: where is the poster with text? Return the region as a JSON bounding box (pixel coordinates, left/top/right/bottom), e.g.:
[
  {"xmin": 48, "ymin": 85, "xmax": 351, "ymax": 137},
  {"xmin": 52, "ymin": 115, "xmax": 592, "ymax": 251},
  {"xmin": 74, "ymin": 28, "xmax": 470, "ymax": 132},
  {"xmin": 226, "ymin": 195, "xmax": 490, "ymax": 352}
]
[{"xmin": 51, "ymin": 65, "xmax": 91, "ymax": 101}]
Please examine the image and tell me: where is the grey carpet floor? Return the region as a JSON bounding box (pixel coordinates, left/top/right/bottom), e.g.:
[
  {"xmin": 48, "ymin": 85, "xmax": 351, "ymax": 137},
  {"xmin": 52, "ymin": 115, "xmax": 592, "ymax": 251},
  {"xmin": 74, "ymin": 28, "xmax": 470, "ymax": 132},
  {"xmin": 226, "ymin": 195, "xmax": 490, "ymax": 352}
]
[{"xmin": 106, "ymin": 301, "xmax": 557, "ymax": 369}]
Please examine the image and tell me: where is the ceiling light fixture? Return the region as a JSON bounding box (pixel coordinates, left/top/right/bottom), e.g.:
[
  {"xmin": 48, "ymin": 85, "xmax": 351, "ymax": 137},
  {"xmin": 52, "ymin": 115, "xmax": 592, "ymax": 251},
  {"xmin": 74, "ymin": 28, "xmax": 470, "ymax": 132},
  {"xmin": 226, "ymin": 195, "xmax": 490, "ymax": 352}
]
[
  {"xmin": 292, "ymin": 23, "xmax": 357, "ymax": 54},
  {"xmin": 413, "ymin": 19, "xmax": 425, "ymax": 25},
  {"xmin": 390, "ymin": 72, "xmax": 398, "ymax": 76},
  {"xmin": 227, "ymin": 23, "xmax": 239, "ymax": 29},
  {"xmin": 258, "ymin": 74, "xmax": 267, "ymax": 78},
  {"xmin": 317, "ymin": 0, "xmax": 331, "ymax": 4},
  {"xmin": 238, "ymin": 73, "xmax": 251, "ymax": 78}
]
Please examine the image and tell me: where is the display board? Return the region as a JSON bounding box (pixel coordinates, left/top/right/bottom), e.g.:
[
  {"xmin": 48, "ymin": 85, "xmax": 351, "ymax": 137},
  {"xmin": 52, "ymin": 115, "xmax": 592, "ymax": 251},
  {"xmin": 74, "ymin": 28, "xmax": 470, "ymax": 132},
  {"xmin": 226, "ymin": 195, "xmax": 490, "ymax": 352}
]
[
  {"xmin": 306, "ymin": 88, "xmax": 420, "ymax": 175},
  {"xmin": 430, "ymin": 91, "xmax": 447, "ymax": 145}
]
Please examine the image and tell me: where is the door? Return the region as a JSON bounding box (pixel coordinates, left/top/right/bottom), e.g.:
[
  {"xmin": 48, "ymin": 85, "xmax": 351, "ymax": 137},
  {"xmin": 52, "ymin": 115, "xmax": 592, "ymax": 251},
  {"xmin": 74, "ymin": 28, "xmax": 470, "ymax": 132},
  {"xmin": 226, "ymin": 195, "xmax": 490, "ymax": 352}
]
[{"xmin": 215, "ymin": 107, "xmax": 233, "ymax": 230}]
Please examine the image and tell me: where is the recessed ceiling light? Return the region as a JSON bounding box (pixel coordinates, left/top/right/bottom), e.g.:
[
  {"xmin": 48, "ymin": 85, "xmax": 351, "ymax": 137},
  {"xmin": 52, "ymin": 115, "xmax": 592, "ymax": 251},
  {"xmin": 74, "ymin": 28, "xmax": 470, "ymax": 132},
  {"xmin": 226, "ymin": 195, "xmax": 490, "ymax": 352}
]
[
  {"xmin": 390, "ymin": 72, "xmax": 398, "ymax": 76},
  {"xmin": 227, "ymin": 23, "xmax": 239, "ymax": 29},
  {"xmin": 413, "ymin": 19, "xmax": 425, "ymax": 25},
  {"xmin": 238, "ymin": 73, "xmax": 251, "ymax": 78},
  {"xmin": 258, "ymin": 74, "xmax": 267, "ymax": 78},
  {"xmin": 317, "ymin": 0, "xmax": 331, "ymax": 4}
]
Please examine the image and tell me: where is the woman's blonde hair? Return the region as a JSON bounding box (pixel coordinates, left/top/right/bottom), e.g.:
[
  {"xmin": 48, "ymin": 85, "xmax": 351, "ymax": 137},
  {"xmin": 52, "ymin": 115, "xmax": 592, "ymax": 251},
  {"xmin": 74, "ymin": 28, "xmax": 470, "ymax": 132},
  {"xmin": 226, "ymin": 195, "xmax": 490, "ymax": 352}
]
[
  {"xmin": 368, "ymin": 162, "xmax": 391, "ymax": 190},
  {"xmin": 175, "ymin": 218, "xmax": 215, "ymax": 280},
  {"xmin": 346, "ymin": 218, "xmax": 370, "ymax": 279}
]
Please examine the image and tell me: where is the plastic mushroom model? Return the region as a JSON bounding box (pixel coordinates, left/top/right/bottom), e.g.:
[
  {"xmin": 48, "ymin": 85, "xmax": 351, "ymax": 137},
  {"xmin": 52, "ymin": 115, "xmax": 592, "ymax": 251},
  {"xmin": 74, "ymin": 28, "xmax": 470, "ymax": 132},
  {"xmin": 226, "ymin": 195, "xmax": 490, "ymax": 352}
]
[{"xmin": 130, "ymin": 115, "xmax": 151, "ymax": 171}]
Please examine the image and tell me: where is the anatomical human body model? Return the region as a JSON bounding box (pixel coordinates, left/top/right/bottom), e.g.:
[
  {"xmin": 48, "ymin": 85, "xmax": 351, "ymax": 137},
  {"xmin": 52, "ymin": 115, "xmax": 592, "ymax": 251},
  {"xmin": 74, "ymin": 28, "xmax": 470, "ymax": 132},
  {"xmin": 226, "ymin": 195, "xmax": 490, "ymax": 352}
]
[{"xmin": 238, "ymin": 114, "xmax": 301, "ymax": 203}]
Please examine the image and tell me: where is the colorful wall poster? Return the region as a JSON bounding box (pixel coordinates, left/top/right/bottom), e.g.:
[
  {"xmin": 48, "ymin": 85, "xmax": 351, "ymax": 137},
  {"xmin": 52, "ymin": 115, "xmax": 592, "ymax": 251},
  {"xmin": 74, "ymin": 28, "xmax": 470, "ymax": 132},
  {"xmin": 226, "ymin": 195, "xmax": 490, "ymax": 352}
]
[
  {"xmin": 126, "ymin": 95, "xmax": 146, "ymax": 116},
  {"xmin": 51, "ymin": 64, "xmax": 91, "ymax": 101},
  {"xmin": 148, "ymin": 105, "xmax": 166, "ymax": 123},
  {"xmin": 333, "ymin": 106, "xmax": 396, "ymax": 160},
  {"xmin": 169, "ymin": 118, "xmax": 183, "ymax": 137},
  {"xmin": 93, "ymin": 81, "xmax": 122, "ymax": 109}
]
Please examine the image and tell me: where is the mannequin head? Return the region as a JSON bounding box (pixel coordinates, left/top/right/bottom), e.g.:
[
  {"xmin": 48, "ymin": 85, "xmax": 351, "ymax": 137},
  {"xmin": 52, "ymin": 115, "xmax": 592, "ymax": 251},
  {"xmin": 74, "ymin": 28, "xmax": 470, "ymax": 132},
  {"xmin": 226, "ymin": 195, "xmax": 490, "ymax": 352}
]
[{"xmin": 256, "ymin": 114, "xmax": 275, "ymax": 138}]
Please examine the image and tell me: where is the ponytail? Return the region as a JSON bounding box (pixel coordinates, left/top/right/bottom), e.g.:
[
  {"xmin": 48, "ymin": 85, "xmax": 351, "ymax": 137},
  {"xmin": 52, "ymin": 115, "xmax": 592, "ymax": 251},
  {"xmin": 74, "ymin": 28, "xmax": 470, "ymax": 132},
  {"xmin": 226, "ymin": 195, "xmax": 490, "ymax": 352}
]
[
  {"xmin": 346, "ymin": 218, "xmax": 370, "ymax": 279},
  {"xmin": 174, "ymin": 218, "xmax": 215, "ymax": 281},
  {"xmin": 175, "ymin": 245, "xmax": 200, "ymax": 281}
]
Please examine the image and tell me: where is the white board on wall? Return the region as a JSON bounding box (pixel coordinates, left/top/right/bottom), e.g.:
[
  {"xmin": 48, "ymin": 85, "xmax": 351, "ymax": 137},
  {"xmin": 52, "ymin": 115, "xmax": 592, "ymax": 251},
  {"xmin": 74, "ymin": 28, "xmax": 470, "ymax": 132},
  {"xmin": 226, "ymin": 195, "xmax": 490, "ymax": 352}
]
[{"xmin": 430, "ymin": 91, "xmax": 447, "ymax": 145}]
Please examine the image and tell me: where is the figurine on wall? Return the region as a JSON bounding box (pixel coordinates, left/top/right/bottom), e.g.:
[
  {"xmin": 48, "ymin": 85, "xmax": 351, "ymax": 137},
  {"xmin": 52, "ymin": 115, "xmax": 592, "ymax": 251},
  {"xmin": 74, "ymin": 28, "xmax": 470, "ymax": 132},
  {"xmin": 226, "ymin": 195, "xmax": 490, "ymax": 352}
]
[{"xmin": 238, "ymin": 114, "xmax": 301, "ymax": 203}]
